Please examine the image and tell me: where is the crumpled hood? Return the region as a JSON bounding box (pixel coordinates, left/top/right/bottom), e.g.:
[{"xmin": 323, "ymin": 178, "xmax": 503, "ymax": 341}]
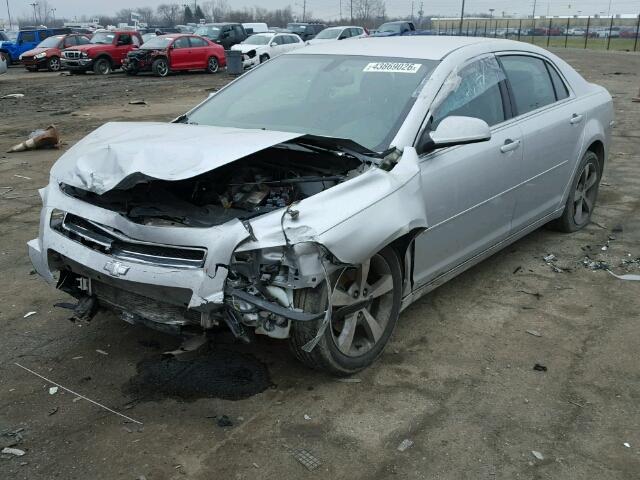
[
  {"xmin": 231, "ymin": 43, "xmax": 267, "ymax": 54},
  {"xmin": 51, "ymin": 122, "xmax": 303, "ymax": 194}
]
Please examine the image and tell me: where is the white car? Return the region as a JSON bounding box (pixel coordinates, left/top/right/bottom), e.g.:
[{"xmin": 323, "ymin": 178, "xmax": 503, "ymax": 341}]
[
  {"xmin": 231, "ymin": 32, "xmax": 304, "ymax": 68},
  {"xmin": 307, "ymin": 26, "xmax": 367, "ymax": 45},
  {"xmin": 242, "ymin": 23, "xmax": 269, "ymax": 34},
  {"xmin": 0, "ymin": 51, "xmax": 7, "ymax": 75}
]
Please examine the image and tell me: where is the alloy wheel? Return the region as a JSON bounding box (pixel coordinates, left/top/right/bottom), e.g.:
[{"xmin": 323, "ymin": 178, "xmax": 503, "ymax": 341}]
[
  {"xmin": 208, "ymin": 57, "xmax": 219, "ymax": 73},
  {"xmin": 329, "ymin": 254, "xmax": 395, "ymax": 357},
  {"xmin": 48, "ymin": 57, "xmax": 60, "ymax": 71},
  {"xmin": 573, "ymin": 162, "xmax": 598, "ymax": 225}
]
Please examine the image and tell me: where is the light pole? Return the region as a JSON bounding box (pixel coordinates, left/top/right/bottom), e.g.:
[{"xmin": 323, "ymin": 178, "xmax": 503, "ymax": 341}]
[
  {"xmin": 489, "ymin": 8, "xmax": 495, "ymax": 19},
  {"xmin": 459, "ymin": 0, "xmax": 466, "ymax": 35},
  {"xmin": 51, "ymin": 7, "xmax": 56, "ymax": 25},
  {"xmin": 29, "ymin": 2, "xmax": 39, "ymax": 24},
  {"xmin": 5, "ymin": 0, "xmax": 13, "ymax": 29}
]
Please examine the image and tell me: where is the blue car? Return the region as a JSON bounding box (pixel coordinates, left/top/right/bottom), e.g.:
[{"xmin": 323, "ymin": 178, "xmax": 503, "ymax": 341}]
[{"xmin": 0, "ymin": 27, "xmax": 70, "ymax": 64}]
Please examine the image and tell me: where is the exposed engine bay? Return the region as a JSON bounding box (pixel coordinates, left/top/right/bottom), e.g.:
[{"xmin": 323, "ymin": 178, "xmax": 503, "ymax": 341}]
[{"xmin": 61, "ymin": 144, "xmax": 364, "ymax": 228}]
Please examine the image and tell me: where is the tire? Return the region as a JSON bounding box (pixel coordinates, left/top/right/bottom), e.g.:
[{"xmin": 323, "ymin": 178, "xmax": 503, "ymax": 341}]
[
  {"xmin": 152, "ymin": 58, "xmax": 169, "ymax": 77},
  {"xmin": 259, "ymin": 54, "xmax": 270, "ymax": 63},
  {"xmin": 93, "ymin": 58, "xmax": 111, "ymax": 75},
  {"xmin": 47, "ymin": 56, "xmax": 61, "ymax": 72},
  {"xmin": 206, "ymin": 56, "xmax": 219, "ymax": 73},
  {"xmin": 551, "ymin": 150, "xmax": 601, "ymax": 232},
  {"xmin": 288, "ymin": 246, "xmax": 402, "ymax": 376}
]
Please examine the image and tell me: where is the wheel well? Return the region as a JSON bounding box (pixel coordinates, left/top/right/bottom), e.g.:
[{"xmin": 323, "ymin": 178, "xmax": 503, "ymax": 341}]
[
  {"xmin": 388, "ymin": 228, "xmax": 425, "ymax": 292},
  {"xmin": 95, "ymin": 54, "xmax": 113, "ymax": 65},
  {"xmin": 586, "ymin": 140, "xmax": 605, "ymax": 175}
]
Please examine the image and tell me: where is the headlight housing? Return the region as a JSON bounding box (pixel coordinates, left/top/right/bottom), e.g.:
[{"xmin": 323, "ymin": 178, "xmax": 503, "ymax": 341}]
[
  {"xmin": 80, "ymin": 52, "xmax": 88, "ymax": 58},
  {"xmin": 34, "ymin": 52, "xmax": 47, "ymax": 59},
  {"xmin": 49, "ymin": 209, "xmax": 66, "ymax": 229}
]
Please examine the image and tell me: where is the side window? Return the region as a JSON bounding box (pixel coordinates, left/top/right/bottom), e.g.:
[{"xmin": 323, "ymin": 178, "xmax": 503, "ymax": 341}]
[
  {"xmin": 132, "ymin": 35, "xmax": 141, "ymax": 46},
  {"xmin": 431, "ymin": 56, "xmax": 506, "ymax": 129},
  {"xmin": 190, "ymin": 37, "xmax": 207, "ymax": 47},
  {"xmin": 63, "ymin": 36, "xmax": 76, "ymax": 47},
  {"xmin": 546, "ymin": 63, "xmax": 569, "ymax": 100},
  {"xmin": 339, "ymin": 29, "xmax": 351, "ymax": 39},
  {"xmin": 273, "ymin": 35, "xmax": 285, "ymax": 45},
  {"xmin": 500, "ymin": 55, "xmax": 557, "ymax": 115},
  {"xmin": 173, "ymin": 37, "xmax": 190, "ymax": 49},
  {"xmin": 350, "ymin": 28, "xmax": 362, "ymax": 36},
  {"xmin": 118, "ymin": 34, "xmax": 132, "ymax": 45},
  {"xmin": 233, "ymin": 25, "xmax": 244, "ymax": 38},
  {"xmin": 21, "ymin": 32, "xmax": 36, "ymax": 42},
  {"xmin": 39, "ymin": 31, "xmax": 49, "ymax": 40},
  {"xmin": 77, "ymin": 36, "xmax": 91, "ymax": 45}
]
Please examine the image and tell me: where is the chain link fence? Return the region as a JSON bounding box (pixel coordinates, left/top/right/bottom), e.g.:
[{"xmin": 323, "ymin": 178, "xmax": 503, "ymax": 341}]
[{"xmin": 432, "ymin": 15, "xmax": 640, "ymax": 52}]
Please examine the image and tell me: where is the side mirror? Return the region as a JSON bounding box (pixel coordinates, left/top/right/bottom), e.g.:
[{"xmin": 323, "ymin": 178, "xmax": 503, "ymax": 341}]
[
  {"xmin": 338, "ymin": 35, "xmax": 347, "ymax": 40},
  {"xmin": 270, "ymin": 42, "xmax": 277, "ymax": 47},
  {"xmin": 416, "ymin": 116, "xmax": 491, "ymax": 154}
]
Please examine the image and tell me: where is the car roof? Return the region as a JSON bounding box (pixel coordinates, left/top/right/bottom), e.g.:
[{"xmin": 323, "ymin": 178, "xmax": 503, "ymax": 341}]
[{"xmin": 296, "ymin": 36, "xmax": 530, "ymax": 60}]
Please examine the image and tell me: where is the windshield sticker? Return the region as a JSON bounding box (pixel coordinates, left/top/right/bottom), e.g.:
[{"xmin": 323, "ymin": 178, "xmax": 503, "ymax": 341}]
[{"xmin": 363, "ymin": 62, "xmax": 422, "ymax": 74}]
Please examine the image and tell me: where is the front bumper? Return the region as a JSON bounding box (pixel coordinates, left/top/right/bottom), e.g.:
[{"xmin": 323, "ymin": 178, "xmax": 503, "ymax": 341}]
[
  {"xmin": 21, "ymin": 57, "xmax": 48, "ymax": 68},
  {"xmin": 29, "ymin": 183, "xmax": 251, "ymax": 328},
  {"xmin": 122, "ymin": 58, "xmax": 152, "ymax": 72},
  {"xmin": 61, "ymin": 58, "xmax": 93, "ymax": 70},
  {"xmin": 241, "ymin": 55, "xmax": 259, "ymax": 69}
]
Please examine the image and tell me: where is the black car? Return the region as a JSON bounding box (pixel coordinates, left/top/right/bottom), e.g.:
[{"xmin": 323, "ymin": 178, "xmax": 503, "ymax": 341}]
[
  {"xmin": 193, "ymin": 23, "xmax": 247, "ymax": 50},
  {"xmin": 286, "ymin": 23, "xmax": 326, "ymax": 41}
]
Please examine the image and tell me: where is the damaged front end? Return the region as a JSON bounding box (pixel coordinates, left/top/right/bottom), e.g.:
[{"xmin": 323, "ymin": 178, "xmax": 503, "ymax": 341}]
[{"xmin": 123, "ymin": 48, "xmax": 161, "ymax": 73}]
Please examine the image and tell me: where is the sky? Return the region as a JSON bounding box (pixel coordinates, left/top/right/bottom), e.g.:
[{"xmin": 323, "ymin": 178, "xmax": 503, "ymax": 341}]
[{"xmin": 5, "ymin": 0, "xmax": 640, "ymax": 23}]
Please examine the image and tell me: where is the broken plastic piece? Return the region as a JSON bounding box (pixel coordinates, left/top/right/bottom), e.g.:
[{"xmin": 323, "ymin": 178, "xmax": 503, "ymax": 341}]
[
  {"xmin": 291, "ymin": 448, "xmax": 321, "ymax": 471},
  {"xmin": 7, "ymin": 125, "xmax": 60, "ymax": 153},
  {"xmin": 397, "ymin": 439, "xmax": 414, "ymax": 452},
  {"xmin": 531, "ymin": 450, "xmax": 544, "ymax": 460},
  {"xmin": 533, "ymin": 363, "xmax": 547, "ymax": 372},
  {"xmin": 607, "ymin": 270, "xmax": 640, "ymax": 281},
  {"xmin": 2, "ymin": 447, "xmax": 26, "ymax": 456}
]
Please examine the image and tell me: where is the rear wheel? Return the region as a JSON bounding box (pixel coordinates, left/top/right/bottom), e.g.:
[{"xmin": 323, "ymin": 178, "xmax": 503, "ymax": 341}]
[
  {"xmin": 152, "ymin": 58, "xmax": 169, "ymax": 77},
  {"xmin": 289, "ymin": 247, "xmax": 402, "ymax": 376},
  {"xmin": 206, "ymin": 56, "xmax": 219, "ymax": 73},
  {"xmin": 47, "ymin": 56, "xmax": 61, "ymax": 72},
  {"xmin": 93, "ymin": 58, "xmax": 111, "ymax": 75},
  {"xmin": 551, "ymin": 150, "xmax": 601, "ymax": 232}
]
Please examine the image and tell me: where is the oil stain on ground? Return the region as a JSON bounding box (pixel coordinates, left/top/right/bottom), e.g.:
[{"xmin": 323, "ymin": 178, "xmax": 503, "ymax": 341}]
[{"xmin": 125, "ymin": 349, "xmax": 272, "ymax": 401}]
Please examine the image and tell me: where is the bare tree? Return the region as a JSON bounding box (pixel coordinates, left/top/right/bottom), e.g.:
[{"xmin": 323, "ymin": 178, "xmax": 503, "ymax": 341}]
[
  {"xmin": 136, "ymin": 7, "xmax": 156, "ymax": 25},
  {"xmin": 157, "ymin": 3, "xmax": 182, "ymax": 26},
  {"xmin": 352, "ymin": 0, "xmax": 386, "ymax": 28},
  {"xmin": 202, "ymin": 0, "xmax": 230, "ymax": 22}
]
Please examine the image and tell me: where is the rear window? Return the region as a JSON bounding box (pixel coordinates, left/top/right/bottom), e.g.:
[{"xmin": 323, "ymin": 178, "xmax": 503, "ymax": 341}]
[
  {"xmin": 546, "ymin": 63, "xmax": 570, "ymax": 100},
  {"xmin": 21, "ymin": 31, "xmax": 36, "ymax": 42}
]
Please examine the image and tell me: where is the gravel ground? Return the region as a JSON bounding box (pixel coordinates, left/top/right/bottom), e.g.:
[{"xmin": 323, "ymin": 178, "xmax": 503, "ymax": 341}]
[{"xmin": 0, "ymin": 49, "xmax": 639, "ymax": 480}]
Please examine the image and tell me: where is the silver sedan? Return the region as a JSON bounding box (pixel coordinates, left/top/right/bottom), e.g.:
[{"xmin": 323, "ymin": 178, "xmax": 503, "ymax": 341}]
[{"xmin": 29, "ymin": 37, "xmax": 613, "ymax": 375}]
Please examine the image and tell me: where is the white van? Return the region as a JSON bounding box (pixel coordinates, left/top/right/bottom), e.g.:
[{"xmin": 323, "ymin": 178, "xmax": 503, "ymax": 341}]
[{"xmin": 242, "ymin": 23, "xmax": 269, "ymax": 34}]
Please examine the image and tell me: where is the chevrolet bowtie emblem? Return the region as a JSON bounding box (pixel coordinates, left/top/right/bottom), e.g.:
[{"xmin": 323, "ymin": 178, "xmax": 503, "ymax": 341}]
[{"xmin": 104, "ymin": 261, "xmax": 130, "ymax": 277}]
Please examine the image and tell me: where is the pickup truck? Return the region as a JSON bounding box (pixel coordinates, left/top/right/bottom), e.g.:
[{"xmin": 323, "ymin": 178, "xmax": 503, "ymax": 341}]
[
  {"xmin": 0, "ymin": 27, "xmax": 70, "ymax": 63},
  {"xmin": 61, "ymin": 30, "xmax": 143, "ymax": 75},
  {"xmin": 194, "ymin": 23, "xmax": 247, "ymax": 50}
]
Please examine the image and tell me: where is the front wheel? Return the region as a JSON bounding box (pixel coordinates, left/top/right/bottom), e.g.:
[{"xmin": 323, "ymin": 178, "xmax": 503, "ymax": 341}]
[
  {"xmin": 206, "ymin": 56, "xmax": 219, "ymax": 73},
  {"xmin": 288, "ymin": 246, "xmax": 402, "ymax": 376},
  {"xmin": 259, "ymin": 54, "xmax": 270, "ymax": 63},
  {"xmin": 152, "ymin": 58, "xmax": 169, "ymax": 77},
  {"xmin": 551, "ymin": 150, "xmax": 601, "ymax": 232},
  {"xmin": 93, "ymin": 58, "xmax": 111, "ymax": 75},
  {"xmin": 47, "ymin": 56, "xmax": 61, "ymax": 72}
]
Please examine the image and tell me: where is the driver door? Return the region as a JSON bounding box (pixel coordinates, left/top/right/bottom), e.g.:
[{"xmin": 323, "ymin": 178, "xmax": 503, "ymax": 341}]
[{"xmin": 412, "ymin": 55, "xmax": 523, "ymax": 287}]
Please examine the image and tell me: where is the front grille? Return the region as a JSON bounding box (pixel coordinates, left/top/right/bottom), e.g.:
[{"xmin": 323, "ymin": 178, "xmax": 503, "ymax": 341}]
[
  {"xmin": 56, "ymin": 213, "xmax": 207, "ymax": 268},
  {"xmin": 92, "ymin": 280, "xmax": 200, "ymax": 325},
  {"xmin": 63, "ymin": 51, "xmax": 81, "ymax": 59}
]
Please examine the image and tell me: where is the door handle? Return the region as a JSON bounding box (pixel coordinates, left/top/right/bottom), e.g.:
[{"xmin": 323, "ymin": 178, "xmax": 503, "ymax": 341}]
[
  {"xmin": 500, "ymin": 139, "xmax": 521, "ymax": 153},
  {"xmin": 570, "ymin": 113, "xmax": 584, "ymax": 124}
]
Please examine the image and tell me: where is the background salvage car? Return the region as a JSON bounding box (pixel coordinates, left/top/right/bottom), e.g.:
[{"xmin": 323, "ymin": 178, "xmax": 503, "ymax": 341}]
[
  {"xmin": 61, "ymin": 30, "xmax": 143, "ymax": 75},
  {"xmin": 123, "ymin": 34, "xmax": 225, "ymax": 76},
  {"xmin": 20, "ymin": 33, "xmax": 91, "ymax": 72},
  {"xmin": 231, "ymin": 32, "xmax": 304, "ymax": 68},
  {"xmin": 28, "ymin": 37, "xmax": 613, "ymax": 375}
]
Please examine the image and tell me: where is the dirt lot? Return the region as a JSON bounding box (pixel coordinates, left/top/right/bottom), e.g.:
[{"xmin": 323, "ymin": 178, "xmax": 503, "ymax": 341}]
[{"xmin": 1, "ymin": 50, "xmax": 639, "ymax": 480}]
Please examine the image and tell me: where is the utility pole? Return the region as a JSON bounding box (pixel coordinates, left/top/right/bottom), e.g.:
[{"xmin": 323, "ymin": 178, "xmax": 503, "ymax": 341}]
[
  {"xmin": 51, "ymin": 7, "xmax": 56, "ymax": 25},
  {"xmin": 459, "ymin": 0, "xmax": 466, "ymax": 34},
  {"xmin": 339, "ymin": 0, "xmax": 342, "ymax": 21},
  {"xmin": 411, "ymin": 1, "xmax": 414, "ymax": 22},
  {"xmin": 30, "ymin": 2, "xmax": 38, "ymax": 24},
  {"xmin": 302, "ymin": 0, "xmax": 306, "ymax": 21},
  {"xmin": 532, "ymin": 0, "xmax": 537, "ymax": 19},
  {"xmin": 5, "ymin": 0, "xmax": 13, "ymax": 29},
  {"xmin": 607, "ymin": 0, "xmax": 612, "ymax": 17},
  {"xmin": 350, "ymin": 0, "xmax": 353, "ymax": 23}
]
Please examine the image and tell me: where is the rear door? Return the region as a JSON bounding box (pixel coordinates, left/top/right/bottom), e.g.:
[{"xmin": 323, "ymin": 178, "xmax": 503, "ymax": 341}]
[
  {"xmin": 270, "ymin": 35, "xmax": 287, "ymax": 57},
  {"xmin": 188, "ymin": 36, "xmax": 209, "ymax": 68},
  {"xmin": 412, "ymin": 55, "xmax": 523, "ymax": 286},
  {"xmin": 498, "ymin": 54, "xmax": 586, "ymax": 230},
  {"xmin": 170, "ymin": 36, "xmax": 192, "ymax": 69}
]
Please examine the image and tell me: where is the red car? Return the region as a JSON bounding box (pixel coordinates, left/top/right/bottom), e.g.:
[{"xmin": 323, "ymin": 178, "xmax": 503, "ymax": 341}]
[
  {"xmin": 122, "ymin": 34, "xmax": 225, "ymax": 77},
  {"xmin": 20, "ymin": 34, "xmax": 91, "ymax": 72},
  {"xmin": 61, "ymin": 30, "xmax": 144, "ymax": 75}
]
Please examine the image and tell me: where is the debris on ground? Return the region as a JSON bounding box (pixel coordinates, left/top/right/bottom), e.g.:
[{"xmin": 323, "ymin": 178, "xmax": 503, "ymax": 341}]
[
  {"xmin": 1, "ymin": 93, "xmax": 25, "ymax": 99},
  {"xmin": 23, "ymin": 311, "xmax": 36, "ymax": 318},
  {"xmin": 13, "ymin": 174, "xmax": 32, "ymax": 180},
  {"xmin": 607, "ymin": 270, "xmax": 640, "ymax": 281},
  {"xmin": 397, "ymin": 439, "xmax": 414, "ymax": 452},
  {"xmin": 526, "ymin": 330, "xmax": 542, "ymax": 337},
  {"xmin": 533, "ymin": 363, "xmax": 548, "ymax": 372},
  {"xmin": 290, "ymin": 448, "xmax": 321, "ymax": 471},
  {"xmin": 303, "ymin": 414, "xmax": 311, "ymax": 421},
  {"xmin": 217, "ymin": 415, "xmax": 233, "ymax": 427},
  {"xmin": 513, "ymin": 266, "xmax": 522, "ymax": 274},
  {"xmin": 518, "ymin": 290, "xmax": 542, "ymax": 300},
  {"xmin": 583, "ymin": 257, "xmax": 609, "ymax": 271},
  {"xmin": 543, "ymin": 254, "xmax": 556, "ymax": 262},
  {"xmin": 48, "ymin": 407, "xmax": 58, "ymax": 416},
  {"xmin": 128, "ymin": 99, "xmax": 147, "ymax": 105},
  {"xmin": 7, "ymin": 125, "xmax": 60, "ymax": 153},
  {"xmin": 624, "ymin": 442, "xmax": 631, "ymax": 448},
  {"xmin": 2, "ymin": 447, "xmax": 26, "ymax": 456},
  {"xmin": 531, "ymin": 450, "xmax": 544, "ymax": 460},
  {"xmin": 48, "ymin": 386, "xmax": 58, "ymax": 395},
  {"xmin": 163, "ymin": 335, "xmax": 208, "ymax": 356},
  {"xmin": 96, "ymin": 349, "xmax": 109, "ymax": 355},
  {"xmin": 612, "ymin": 224, "xmax": 623, "ymax": 233}
]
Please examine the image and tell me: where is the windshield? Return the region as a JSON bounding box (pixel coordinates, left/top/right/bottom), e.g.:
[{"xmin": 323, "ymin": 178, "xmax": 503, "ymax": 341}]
[
  {"xmin": 287, "ymin": 23, "xmax": 306, "ymax": 33},
  {"xmin": 379, "ymin": 23, "xmax": 402, "ymax": 33},
  {"xmin": 0, "ymin": 32, "xmax": 9, "ymax": 41},
  {"xmin": 242, "ymin": 34, "xmax": 271, "ymax": 45},
  {"xmin": 187, "ymin": 55, "xmax": 437, "ymax": 151},
  {"xmin": 37, "ymin": 35, "xmax": 63, "ymax": 48},
  {"xmin": 91, "ymin": 32, "xmax": 115, "ymax": 44},
  {"xmin": 142, "ymin": 36, "xmax": 174, "ymax": 49},
  {"xmin": 315, "ymin": 28, "xmax": 341, "ymax": 39},
  {"xmin": 195, "ymin": 26, "xmax": 220, "ymax": 39}
]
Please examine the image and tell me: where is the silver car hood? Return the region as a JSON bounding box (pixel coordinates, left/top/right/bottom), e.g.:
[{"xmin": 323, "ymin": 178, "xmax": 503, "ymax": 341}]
[{"xmin": 51, "ymin": 122, "xmax": 303, "ymax": 194}]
